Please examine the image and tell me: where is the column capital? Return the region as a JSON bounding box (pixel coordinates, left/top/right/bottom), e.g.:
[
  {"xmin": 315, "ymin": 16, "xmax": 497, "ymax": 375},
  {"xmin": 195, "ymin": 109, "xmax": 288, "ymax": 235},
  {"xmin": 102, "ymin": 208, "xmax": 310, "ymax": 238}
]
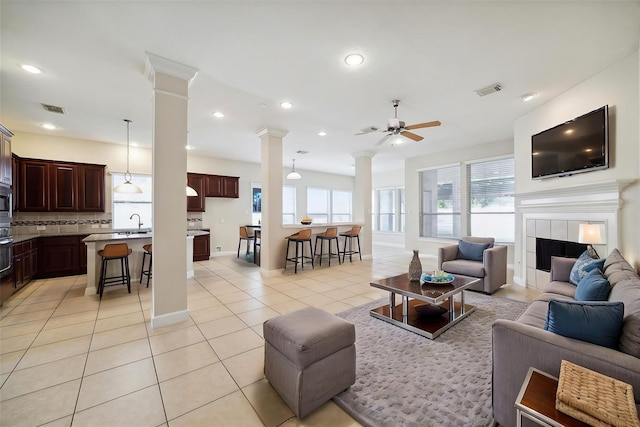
[
  {"xmin": 145, "ymin": 52, "xmax": 199, "ymax": 84},
  {"xmin": 351, "ymin": 150, "xmax": 376, "ymax": 159},
  {"xmin": 257, "ymin": 127, "xmax": 289, "ymax": 139}
]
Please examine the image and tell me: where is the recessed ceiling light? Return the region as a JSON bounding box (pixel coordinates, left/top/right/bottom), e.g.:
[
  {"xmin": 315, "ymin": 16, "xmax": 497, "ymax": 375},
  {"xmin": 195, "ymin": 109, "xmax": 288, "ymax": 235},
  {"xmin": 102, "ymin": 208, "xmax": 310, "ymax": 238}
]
[
  {"xmin": 564, "ymin": 129, "xmax": 574, "ymax": 134},
  {"xmin": 344, "ymin": 53, "xmax": 364, "ymax": 67},
  {"xmin": 21, "ymin": 64, "xmax": 42, "ymax": 74},
  {"xmin": 521, "ymin": 92, "xmax": 538, "ymax": 102},
  {"xmin": 280, "ymin": 101, "xmax": 293, "ymax": 109},
  {"xmin": 41, "ymin": 123, "xmax": 56, "ymax": 130},
  {"xmin": 212, "ymin": 111, "xmax": 224, "ymax": 118},
  {"xmin": 185, "ymin": 145, "xmax": 194, "ymax": 150},
  {"xmin": 318, "ymin": 131, "xmax": 327, "ymax": 136}
]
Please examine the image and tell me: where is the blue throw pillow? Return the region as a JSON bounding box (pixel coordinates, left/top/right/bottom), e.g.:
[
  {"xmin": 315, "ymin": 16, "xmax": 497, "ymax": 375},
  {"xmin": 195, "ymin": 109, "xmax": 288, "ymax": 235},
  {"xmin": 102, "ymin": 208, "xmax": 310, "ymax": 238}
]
[
  {"xmin": 458, "ymin": 240, "xmax": 490, "ymax": 261},
  {"xmin": 575, "ymin": 268, "xmax": 611, "ymax": 301},
  {"xmin": 544, "ymin": 300, "xmax": 623, "ymax": 349},
  {"xmin": 569, "ymin": 250, "xmax": 606, "ymax": 285}
]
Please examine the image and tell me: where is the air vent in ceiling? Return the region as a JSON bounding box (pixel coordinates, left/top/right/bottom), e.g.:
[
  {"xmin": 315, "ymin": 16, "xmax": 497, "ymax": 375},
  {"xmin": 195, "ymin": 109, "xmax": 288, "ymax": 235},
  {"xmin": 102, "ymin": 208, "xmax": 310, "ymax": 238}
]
[
  {"xmin": 474, "ymin": 83, "xmax": 502, "ymax": 97},
  {"xmin": 41, "ymin": 103, "xmax": 66, "ymax": 114},
  {"xmin": 296, "ymin": 150, "xmax": 309, "ymax": 155}
]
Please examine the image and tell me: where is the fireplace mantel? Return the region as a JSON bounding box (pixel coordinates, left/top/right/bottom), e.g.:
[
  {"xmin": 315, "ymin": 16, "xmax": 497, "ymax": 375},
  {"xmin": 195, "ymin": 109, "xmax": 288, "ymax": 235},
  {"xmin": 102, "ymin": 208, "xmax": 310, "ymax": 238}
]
[
  {"xmin": 516, "ymin": 179, "xmax": 635, "ymax": 212},
  {"xmin": 515, "ymin": 179, "xmax": 635, "ymax": 289}
]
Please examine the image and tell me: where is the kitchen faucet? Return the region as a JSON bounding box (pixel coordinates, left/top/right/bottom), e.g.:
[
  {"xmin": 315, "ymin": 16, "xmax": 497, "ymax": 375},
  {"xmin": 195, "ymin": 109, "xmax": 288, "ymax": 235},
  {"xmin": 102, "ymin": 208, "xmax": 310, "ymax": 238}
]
[{"xmin": 130, "ymin": 213, "xmax": 143, "ymax": 230}]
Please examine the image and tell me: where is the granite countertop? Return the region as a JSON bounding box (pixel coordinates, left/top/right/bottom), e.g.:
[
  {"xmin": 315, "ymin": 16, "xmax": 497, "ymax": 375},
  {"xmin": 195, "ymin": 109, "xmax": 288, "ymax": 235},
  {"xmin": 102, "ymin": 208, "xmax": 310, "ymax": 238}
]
[
  {"xmin": 14, "ymin": 229, "xmax": 210, "ymax": 244},
  {"xmin": 83, "ymin": 229, "xmax": 210, "ymax": 243}
]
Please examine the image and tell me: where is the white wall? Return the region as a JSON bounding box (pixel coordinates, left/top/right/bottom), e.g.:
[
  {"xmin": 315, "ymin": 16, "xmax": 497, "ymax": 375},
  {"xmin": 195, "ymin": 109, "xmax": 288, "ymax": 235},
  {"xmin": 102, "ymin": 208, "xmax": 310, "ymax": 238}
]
[
  {"xmin": 11, "ymin": 132, "xmax": 355, "ymax": 256},
  {"xmin": 405, "ymin": 139, "xmax": 514, "ymax": 259},
  {"xmin": 188, "ymin": 156, "xmax": 354, "ymax": 254},
  {"xmin": 513, "ymin": 51, "xmax": 640, "ymax": 270}
]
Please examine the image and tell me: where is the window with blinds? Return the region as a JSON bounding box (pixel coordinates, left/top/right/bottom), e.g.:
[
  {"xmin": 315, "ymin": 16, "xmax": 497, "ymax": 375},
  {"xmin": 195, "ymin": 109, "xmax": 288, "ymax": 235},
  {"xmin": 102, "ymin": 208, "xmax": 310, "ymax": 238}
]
[
  {"xmin": 420, "ymin": 165, "xmax": 461, "ymax": 238},
  {"xmin": 467, "ymin": 157, "xmax": 515, "ymax": 242}
]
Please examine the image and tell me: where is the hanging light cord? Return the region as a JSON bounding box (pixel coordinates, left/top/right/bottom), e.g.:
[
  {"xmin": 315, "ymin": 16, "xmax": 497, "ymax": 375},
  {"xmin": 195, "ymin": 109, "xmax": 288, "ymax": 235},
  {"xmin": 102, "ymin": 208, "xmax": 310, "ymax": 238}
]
[{"xmin": 124, "ymin": 119, "xmax": 132, "ymax": 183}]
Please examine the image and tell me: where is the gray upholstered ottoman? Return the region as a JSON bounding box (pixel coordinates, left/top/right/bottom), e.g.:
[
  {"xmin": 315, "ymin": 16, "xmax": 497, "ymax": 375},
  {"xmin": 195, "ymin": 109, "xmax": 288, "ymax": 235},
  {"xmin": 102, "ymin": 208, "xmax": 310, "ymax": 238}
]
[{"xmin": 263, "ymin": 306, "xmax": 356, "ymax": 418}]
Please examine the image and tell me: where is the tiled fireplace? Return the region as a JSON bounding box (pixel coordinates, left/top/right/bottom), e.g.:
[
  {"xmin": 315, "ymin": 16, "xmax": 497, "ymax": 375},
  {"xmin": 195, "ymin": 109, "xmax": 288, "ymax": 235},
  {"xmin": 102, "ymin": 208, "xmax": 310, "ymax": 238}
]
[{"xmin": 517, "ymin": 180, "xmax": 633, "ymax": 290}]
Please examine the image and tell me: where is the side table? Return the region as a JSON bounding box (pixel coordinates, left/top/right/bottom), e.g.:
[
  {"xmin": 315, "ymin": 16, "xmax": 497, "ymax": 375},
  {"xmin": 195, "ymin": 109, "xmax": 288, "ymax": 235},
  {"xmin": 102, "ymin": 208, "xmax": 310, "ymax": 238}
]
[{"xmin": 515, "ymin": 367, "xmax": 589, "ymax": 427}]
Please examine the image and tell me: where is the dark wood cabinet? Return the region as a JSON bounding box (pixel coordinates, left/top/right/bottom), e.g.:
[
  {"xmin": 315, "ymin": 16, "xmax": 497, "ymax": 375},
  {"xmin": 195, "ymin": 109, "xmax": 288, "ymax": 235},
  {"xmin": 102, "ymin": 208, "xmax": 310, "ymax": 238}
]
[
  {"xmin": 0, "ymin": 125, "xmax": 12, "ymax": 187},
  {"xmin": 187, "ymin": 173, "xmax": 206, "ymax": 212},
  {"xmin": 205, "ymin": 175, "xmax": 239, "ymax": 198},
  {"xmin": 78, "ymin": 165, "xmax": 105, "ymax": 212},
  {"xmin": 16, "ymin": 157, "xmax": 105, "ymax": 212},
  {"xmin": 12, "ymin": 154, "xmax": 20, "ymax": 212},
  {"xmin": 38, "ymin": 235, "xmax": 88, "ymax": 278},
  {"xmin": 50, "ymin": 163, "xmax": 78, "ymax": 211},
  {"xmin": 13, "ymin": 238, "xmax": 38, "ymax": 290},
  {"xmin": 20, "ymin": 160, "xmax": 50, "ymax": 211},
  {"xmin": 193, "ymin": 231, "xmax": 210, "ymax": 261},
  {"xmin": 222, "ymin": 176, "xmax": 239, "ymax": 198}
]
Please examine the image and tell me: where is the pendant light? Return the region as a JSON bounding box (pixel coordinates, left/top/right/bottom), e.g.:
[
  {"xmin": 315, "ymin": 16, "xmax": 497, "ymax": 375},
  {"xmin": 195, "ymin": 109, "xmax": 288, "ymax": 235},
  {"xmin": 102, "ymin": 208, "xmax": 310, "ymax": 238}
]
[
  {"xmin": 287, "ymin": 158, "xmax": 301, "ymax": 180},
  {"xmin": 114, "ymin": 119, "xmax": 142, "ymax": 193},
  {"xmin": 186, "ymin": 185, "xmax": 198, "ymax": 196}
]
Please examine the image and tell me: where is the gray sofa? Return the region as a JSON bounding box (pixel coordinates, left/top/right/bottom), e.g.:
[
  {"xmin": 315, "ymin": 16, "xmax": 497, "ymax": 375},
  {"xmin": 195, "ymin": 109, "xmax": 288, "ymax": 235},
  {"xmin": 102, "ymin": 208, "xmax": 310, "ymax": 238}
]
[
  {"xmin": 438, "ymin": 236, "xmax": 507, "ymax": 294},
  {"xmin": 492, "ymin": 249, "xmax": 640, "ymax": 427}
]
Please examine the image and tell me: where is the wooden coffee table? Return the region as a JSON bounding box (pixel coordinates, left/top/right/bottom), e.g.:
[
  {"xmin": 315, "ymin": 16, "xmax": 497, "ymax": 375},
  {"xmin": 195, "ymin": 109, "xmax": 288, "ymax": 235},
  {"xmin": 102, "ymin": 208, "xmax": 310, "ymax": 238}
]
[{"xmin": 369, "ymin": 273, "xmax": 479, "ymax": 339}]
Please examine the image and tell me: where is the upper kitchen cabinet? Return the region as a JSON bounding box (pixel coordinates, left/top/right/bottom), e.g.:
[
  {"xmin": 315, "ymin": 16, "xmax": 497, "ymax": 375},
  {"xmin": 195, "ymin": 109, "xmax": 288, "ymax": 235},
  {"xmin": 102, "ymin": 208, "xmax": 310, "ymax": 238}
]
[
  {"xmin": 187, "ymin": 173, "xmax": 206, "ymax": 212},
  {"xmin": 17, "ymin": 156, "xmax": 106, "ymax": 212},
  {"xmin": 50, "ymin": 163, "xmax": 78, "ymax": 211},
  {"xmin": 0, "ymin": 124, "xmax": 13, "ymax": 187},
  {"xmin": 21, "ymin": 159, "xmax": 50, "ymax": 211},
  {"xmin": 205, "ymin": 175, "xmax": 239, "ymax": 198},
  {"xmin": 78, "ymin": 164, "xmax": 105, "ymax": 211}
]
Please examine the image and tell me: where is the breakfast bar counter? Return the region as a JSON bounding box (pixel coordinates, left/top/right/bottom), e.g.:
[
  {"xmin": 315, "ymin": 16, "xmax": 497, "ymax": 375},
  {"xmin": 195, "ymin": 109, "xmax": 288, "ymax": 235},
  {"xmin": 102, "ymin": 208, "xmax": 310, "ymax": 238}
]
[{"xmin": 82, "ymin": 230, "xmax": 209, "ymax": 296}]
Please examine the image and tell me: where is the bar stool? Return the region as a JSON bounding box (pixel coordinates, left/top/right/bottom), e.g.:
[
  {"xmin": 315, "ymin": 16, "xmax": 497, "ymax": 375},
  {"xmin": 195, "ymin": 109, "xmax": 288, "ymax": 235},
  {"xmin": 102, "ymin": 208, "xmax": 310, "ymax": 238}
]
[
  {"xmin": 97, "ymin": 243, "xmax": 132, "ymax": 299},
  {"xmin": 314, "ymin": 227, "xmax": 341, "ymax": 266},
  {"xmin": 284, "ymin": 229, "xmax": 314, "ymax": 273},
  {"xmin": 340, "ymin": 226, "xmax": 362, "ymax": 263},
  {"xmin": 237, "ymin": 226, "xmax": 255, "ymax": 258},
  {"xmin": 140, "ymin": 244, "xmax": 152, "ymax": 287}
]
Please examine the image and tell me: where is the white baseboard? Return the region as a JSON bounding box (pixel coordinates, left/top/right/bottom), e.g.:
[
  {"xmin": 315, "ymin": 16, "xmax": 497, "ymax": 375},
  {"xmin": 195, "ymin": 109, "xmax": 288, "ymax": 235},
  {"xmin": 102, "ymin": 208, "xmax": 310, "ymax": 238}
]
[
  {"xmin": 151, "ymin": 309, "xmax": 189, "ymax": 329},
  {"xmin": 210, "ymin": 251, "xmax": 236, "ymax": 258}
]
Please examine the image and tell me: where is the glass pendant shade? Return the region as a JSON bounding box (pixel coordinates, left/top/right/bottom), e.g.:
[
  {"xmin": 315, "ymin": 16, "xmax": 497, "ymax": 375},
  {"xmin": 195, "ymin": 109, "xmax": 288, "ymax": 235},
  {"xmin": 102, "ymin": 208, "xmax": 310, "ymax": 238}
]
[
  {"xmin": 186, "ymin": 185, "xmax": 198, "ymax": 196},
  {"xmin": 115, "ymin": 119, "xmax": 142, "ymax": 193},
  {"xmin": 287, "ymin": 159, "xmax": 301, "ymax": 180}
]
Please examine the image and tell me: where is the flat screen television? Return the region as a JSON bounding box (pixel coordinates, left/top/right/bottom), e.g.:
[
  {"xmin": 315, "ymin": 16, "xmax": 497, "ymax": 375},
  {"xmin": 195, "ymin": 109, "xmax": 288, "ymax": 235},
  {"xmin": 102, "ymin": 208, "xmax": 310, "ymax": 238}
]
[{"xmin": 531, "ymin": 105, "xmax": 609, "ymax": 179}]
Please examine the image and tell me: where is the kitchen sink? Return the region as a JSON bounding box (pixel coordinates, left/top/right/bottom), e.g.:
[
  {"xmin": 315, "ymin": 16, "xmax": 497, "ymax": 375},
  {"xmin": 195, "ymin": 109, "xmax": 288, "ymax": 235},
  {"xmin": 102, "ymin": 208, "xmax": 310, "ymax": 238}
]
[{"xmin": 117, "ymin": 230, "xmax": 150, "ymax": 235}]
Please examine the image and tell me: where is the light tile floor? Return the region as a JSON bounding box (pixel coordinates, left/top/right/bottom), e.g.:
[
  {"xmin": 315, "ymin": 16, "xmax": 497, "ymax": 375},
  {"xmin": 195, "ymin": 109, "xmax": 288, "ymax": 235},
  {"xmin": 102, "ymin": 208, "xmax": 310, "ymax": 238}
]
[{"xmin": 0, "ymin": 245, "xmax": 539, "ymax": 426}]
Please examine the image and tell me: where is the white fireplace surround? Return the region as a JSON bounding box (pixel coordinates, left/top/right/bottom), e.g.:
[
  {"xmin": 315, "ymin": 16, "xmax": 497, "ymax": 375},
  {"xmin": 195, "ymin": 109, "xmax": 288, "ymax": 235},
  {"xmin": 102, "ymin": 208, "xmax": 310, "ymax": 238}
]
[{"xmin": 516, "ymin": 180, "xmax": 635, "ymax": 290}]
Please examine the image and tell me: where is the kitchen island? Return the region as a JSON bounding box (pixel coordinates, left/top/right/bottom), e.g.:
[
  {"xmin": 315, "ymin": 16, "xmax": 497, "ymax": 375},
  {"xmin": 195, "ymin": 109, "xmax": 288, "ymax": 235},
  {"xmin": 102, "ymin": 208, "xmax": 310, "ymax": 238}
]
[{"xmin": 82, "ymin": 230, "xmax": 209, "ymax": 296}]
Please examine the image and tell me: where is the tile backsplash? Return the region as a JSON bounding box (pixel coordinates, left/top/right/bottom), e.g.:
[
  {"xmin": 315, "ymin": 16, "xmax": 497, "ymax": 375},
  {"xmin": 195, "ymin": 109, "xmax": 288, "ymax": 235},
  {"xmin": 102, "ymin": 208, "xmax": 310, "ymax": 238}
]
[
  {"xmin": 12, "ymin": 212, "xmax": 205, "ymax": 235},
  {"xmin": 11, "ymin": 212, "xmax": 113, "ymax": 235}
]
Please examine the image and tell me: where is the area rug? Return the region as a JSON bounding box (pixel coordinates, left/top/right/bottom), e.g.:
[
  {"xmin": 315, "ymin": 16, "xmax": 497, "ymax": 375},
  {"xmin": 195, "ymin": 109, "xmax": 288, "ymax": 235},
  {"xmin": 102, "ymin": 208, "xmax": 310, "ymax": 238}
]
[{"xmin": 333, "ymin": 293, "xmax": 529, "ymax": 427}]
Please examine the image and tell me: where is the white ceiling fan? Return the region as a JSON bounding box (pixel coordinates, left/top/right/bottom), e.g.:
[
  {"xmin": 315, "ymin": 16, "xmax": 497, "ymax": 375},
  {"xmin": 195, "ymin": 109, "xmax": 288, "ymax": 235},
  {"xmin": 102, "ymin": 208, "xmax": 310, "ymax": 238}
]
[{"xmin": 356, "ymin": 100, "xmax": 441, "ymax": 146}]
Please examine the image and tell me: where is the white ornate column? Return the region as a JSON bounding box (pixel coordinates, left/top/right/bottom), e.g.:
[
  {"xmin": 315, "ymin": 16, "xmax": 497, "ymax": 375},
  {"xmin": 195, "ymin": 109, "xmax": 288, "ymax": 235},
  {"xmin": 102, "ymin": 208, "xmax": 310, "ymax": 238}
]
[
  {"xmin": 145, "ymin": 53, "xmax": 198, "ymax": 328},
  {"xmin": 257, "ymin": 127, "xmax": 288, "ymax": 272},
  {"xmin": 352, "ymin": 151, "xmax": 375, "ymax": 259}
]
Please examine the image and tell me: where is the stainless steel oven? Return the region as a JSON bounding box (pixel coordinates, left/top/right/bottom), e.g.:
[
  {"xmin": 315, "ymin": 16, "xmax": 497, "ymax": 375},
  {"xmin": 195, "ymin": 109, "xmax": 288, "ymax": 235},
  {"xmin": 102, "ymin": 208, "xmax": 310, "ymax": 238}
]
[
  {"xmin": 0, "ymin": 185, "xmax": 12, "ymax": 227},
  {"xmin": 0, "ymin": 227, "xmax": 13, "ymax": 306}
]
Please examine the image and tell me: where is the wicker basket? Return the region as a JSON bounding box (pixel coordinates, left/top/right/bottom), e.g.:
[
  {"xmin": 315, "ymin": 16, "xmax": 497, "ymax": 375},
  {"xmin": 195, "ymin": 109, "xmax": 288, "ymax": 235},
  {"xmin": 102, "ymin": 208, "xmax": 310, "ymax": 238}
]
[{"xmin": 556, "ymin": 360, "xmax": 640, "ymax": 427}]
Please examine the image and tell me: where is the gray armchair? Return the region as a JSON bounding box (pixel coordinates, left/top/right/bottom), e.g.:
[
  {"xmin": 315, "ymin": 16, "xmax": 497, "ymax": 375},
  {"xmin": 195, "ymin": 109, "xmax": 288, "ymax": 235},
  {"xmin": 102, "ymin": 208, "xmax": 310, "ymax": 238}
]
[{"xmin": 437, "ymin": 236, "xmax": 507, "ymax": 294}]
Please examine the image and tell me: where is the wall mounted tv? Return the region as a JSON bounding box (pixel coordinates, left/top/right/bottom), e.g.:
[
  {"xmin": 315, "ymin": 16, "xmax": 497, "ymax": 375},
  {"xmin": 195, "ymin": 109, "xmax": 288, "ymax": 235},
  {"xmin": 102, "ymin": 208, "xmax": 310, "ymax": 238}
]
[{"xmin": 531, "ymin": 105, "xmax": 609, "ymax": 179}]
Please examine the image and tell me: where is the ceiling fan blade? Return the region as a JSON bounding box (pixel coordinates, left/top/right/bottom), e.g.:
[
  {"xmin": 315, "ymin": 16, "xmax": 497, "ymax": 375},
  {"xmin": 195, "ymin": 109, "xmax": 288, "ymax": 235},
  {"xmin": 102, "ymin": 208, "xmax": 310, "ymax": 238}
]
[
  {"xmin": 404, "ymin": 120, "xmax": 441, "ymax": 130},
  {"xmin": 375, "ymin": 134, "xmax": 392, "ymax": 146},
  {"xmin": 401, "ymin": 131, "xmax": 424, "ymax": 142}
]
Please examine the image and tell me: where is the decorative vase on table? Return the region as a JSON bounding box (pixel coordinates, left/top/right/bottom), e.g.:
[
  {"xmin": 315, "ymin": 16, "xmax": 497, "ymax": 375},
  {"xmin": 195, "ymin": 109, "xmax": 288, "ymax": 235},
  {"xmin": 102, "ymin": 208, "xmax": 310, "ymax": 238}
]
[{"xmin": 408, "ymin": 249, "xmax": 422, "ymax": 281}]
